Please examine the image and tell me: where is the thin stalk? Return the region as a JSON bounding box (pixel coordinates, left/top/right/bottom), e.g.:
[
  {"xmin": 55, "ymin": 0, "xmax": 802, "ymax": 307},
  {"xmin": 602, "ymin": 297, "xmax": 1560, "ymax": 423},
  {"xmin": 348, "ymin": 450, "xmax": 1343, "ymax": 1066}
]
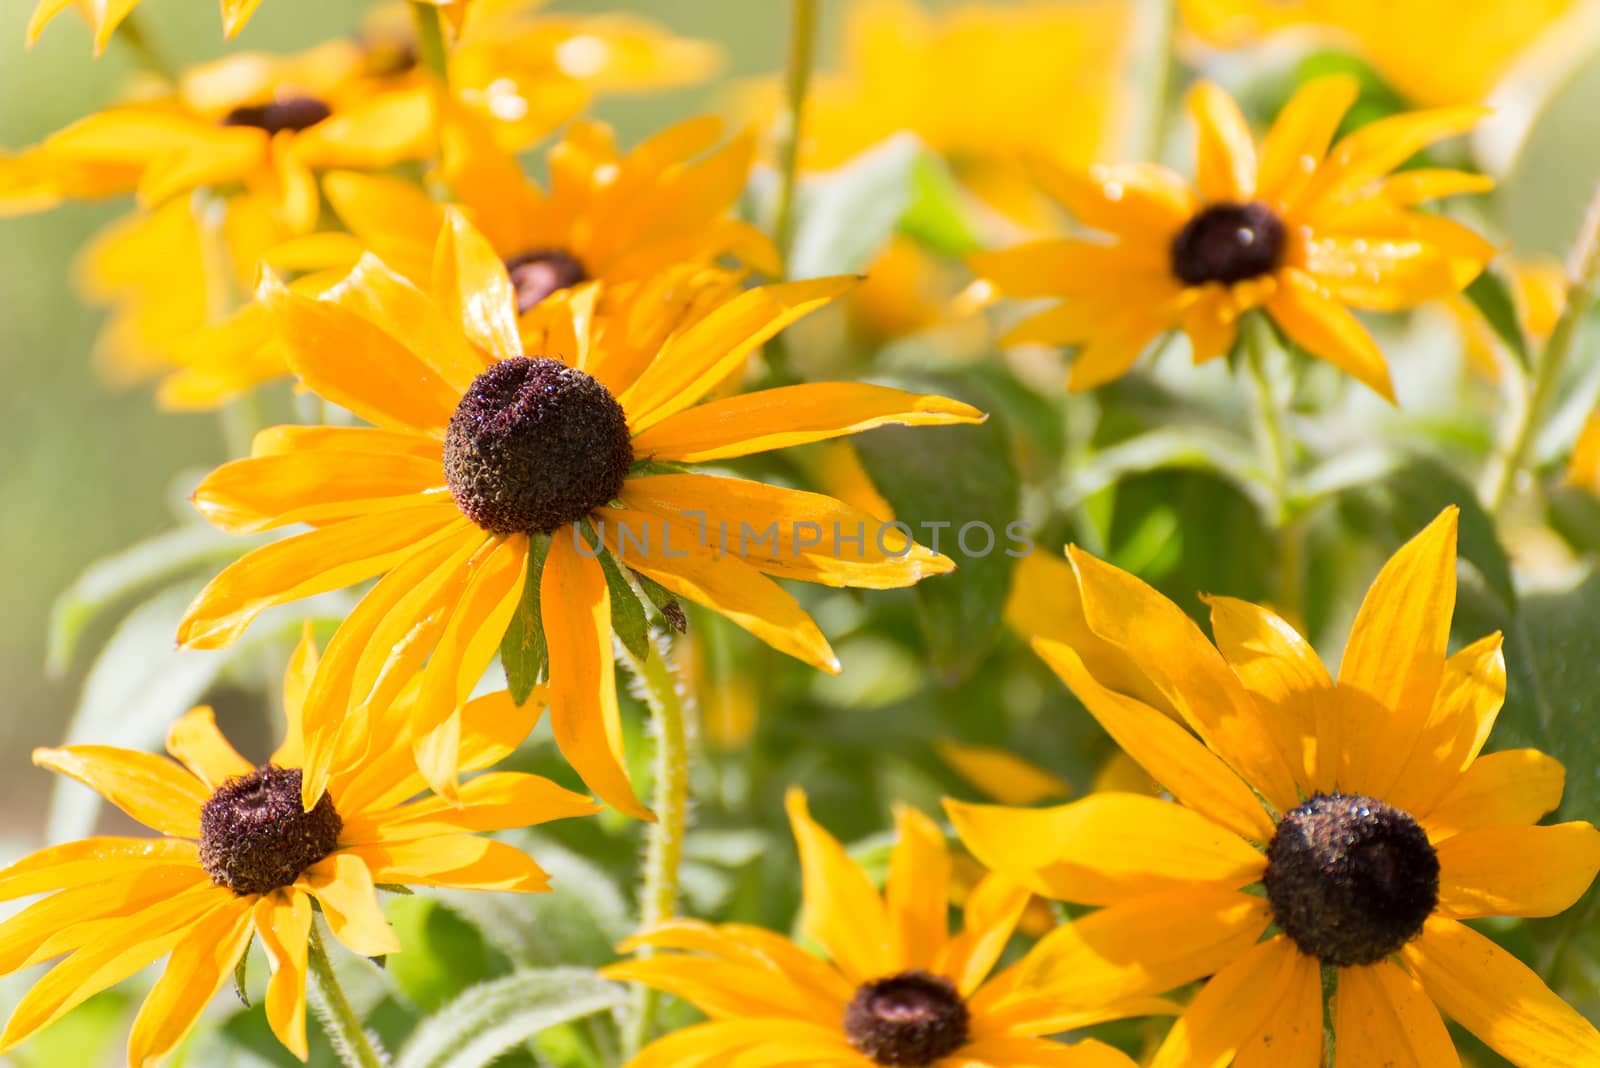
[
  {"xmin": 117, "ymin": 11, "xmax": 178, "ymax": 85},
  {"xmin": 773, "ymin": 0, "xmax": 820, "ymax": 272},
  {"xmin": 621, "ymin": 635, "xmax": 693, "ymax": 1057},
  {"xmin": 1485, "ymin": 183, "xmax": 1600, "ymax": 515},
  {"xmin": 1245, "ymin": 315, "xmax": 1304, "ymax": 621},
  {"xmin": 306, "ymin": 922, "xmax": 385, "ymax": 1068},
  {"xmin": 409, "ymin": 1, "xmax": 450, "ymax": 83},
  {"xmin": 1129, "ymin": 0, "xmax": 1177, "ymax": 160}
]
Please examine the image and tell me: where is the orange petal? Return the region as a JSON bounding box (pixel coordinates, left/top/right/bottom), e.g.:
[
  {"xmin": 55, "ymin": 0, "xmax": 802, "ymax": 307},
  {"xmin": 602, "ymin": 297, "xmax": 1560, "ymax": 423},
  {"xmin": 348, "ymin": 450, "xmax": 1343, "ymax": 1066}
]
[
  {"xmin": 1435, "ymin": 822, "xmax": 1600, "ymax": 918},
  {"xmin": 32, "ymin": 747, "xmax": 207, "ymax": 838},
  {"xmin": 1188, "ymin": 81, "xmax": 1258, "ymax": 202},
  {"xmin": 785, "ymin": 787, "xmax": 890, "ymax": 984},
  {"xmin": 165, "ymin": 706, "xmax": 252, "ymax": 790},
  {"xmin": 1334, "ymin": 959, "xmax": 1459, "ymax": 1068},
  {"xmin": 1149, "ymin": 937, "xmax": 1312, "ymax": 1068},
  {"xmin": 1266, "ymin": 268, "xmax": 1395, "ymax": 401},
  {"xmin": 1421, "ymin": 748, "xmax": 1565, "ymax": 838}
]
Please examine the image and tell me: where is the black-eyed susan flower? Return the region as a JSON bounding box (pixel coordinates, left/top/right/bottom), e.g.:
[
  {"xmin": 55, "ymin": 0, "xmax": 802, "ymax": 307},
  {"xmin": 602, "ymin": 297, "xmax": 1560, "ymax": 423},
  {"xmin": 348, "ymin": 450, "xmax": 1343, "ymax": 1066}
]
[
  {"xmin": 970, "ymin": 76, "xmax": 1496, "ymax": 399},
  {"xmin": 603, "ymin": 788, "xmax": 1163, "ymax": 1068},
  {"xmin": 1181, "ymin": 0, "xmax": 1576, "ymax": 107},
  {"xmin": 951, "ymin": 508, "xmax": 1600, "ymax": 1066},
  {"xmin": 176, "ymin": 211, "xmax": 982, "ymax": 818},
  {"xmin": 0, "ymin": 630, "xmax": 596, "ymax": 1066},
  {"xmin": 736, "ymin": 0, "xmax": 1134, "ymax": 227}
]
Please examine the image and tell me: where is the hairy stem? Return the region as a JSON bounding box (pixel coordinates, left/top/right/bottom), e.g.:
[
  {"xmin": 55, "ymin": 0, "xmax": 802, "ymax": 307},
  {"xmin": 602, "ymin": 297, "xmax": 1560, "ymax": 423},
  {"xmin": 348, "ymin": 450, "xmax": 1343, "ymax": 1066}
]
[
  {"xmin": 621, "ymin": 635, "xmax": 693, "ymax": 1057},
  {"xmin": 1245, "ymin": 315, "xmax": 1304, "ymax": 620},
  {"xmin": 307, "ymin": 922, "xmax": 386, "ymax": 1068}
]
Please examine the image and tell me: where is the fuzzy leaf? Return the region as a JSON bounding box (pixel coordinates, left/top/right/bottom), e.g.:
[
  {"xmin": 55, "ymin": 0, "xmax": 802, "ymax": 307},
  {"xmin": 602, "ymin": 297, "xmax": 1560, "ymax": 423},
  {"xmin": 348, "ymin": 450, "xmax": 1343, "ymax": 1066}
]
[{"xmin": 393, "ymin": 968, "xmax": 627, "ymax": 1068}]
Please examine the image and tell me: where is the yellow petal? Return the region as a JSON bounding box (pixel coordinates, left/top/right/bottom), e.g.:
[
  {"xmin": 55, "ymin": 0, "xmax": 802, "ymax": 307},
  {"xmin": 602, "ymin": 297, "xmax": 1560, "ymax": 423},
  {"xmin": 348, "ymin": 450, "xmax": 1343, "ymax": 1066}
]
[
  {"xmin": 0, "ymin": 866, "xmax": 207, "ymax": 974},
  {"xmin": 969, "ymin": 240, "xmax": 1162, "ymax": 300},
  {"xmin": 600, "ymin": 956, "xmax": 836, "ymax": 1026},
  {"xmin": 615, "ymin": 918, "xmax": 854, "ymax": 1015},
  {"xmin": 1403, "ymin": 917, "xmax": 1600, "ymax": 1067},
  {"xmin": 631, "ymin": 382, "xmax": 984, "ymax": 463},
  {"xmin": 33, "ymin": 747, "xmax": 206, "ymax": 838},
  {"xmin": 1337, "ymin": 507, "xmax": 1458, "ymax": 797},
  {"xmin": 1266, "ymin": 268, "xmax": 1396, "ymax": 400},
  {"xmin": 220, "ymin": 0, "xmax": 266, "ymax": 38},
  {"xmin": 945, "ymin": 794, "xmax": 1265, "ymax": 906},
  {"xmin": 1436, "ymin": 822, "xmax": 1600, "ymax": 918},
  {"xmin": 1303, "ymin": 106, "xmax": 1489, "ymax": 213},
  {"xmin": 178, "ymin": 501, "xmax": 463, "ymax": 650},
  {"xmin": 885, "ymin": 804, "xmax": 949, "ymax": 971},
  {"xmin": 1068, "ymin": 547, "xmax": 1301, "ymax": 811},
  {"xmin": 542, "ymin": 534, "xmax": 652, "ymax": 820},
  {"xmin": 1384, "ymin": 632, "xmax": 1506, "ymax": 819},
  {"xmin": 291, "ymin": 86, "xmax": 435, "ymax": 171},
  {"xmin": 935, "ymin": 873, "xmax": 1032, "ymax": 996},
  {"xmin": 321, "ymin": 171, "xmax": 441, "ymax": 282},
  {"xmin": 615, "ymin": 474, "xmax": 954, "ymax": 589},
  {"xmin": 785, "ymin": 787, "xmax": 890, "ymax": 984},
  {"xmin": 341, "ymin": 771, "xmax": 598, "ymax": 844},
  {"xmin": 1258, "ymin": 75, "xmax": 1360, "ymax": 207},
  {"xmin": 1232, "ymin": 945, "xmax": 1324, "ymax": 1068},
  {"xmin": 432, "ymin": 208, "xmax": 522, "ymax": 362},
  {"xmin": 1335, "ymin": 959, "xmax": 1459, "ymax": 1068},
  {"xmin": 1149, "ymin": 937, "xmax": 1310, "ymax": 1068},
  {"xmin": 126, "ymin": 898, "xmax": 255, "ymax": 1067},
  {"xmin": 296, "ymin": 853, "xmax": 400, "ymax": 958},
  {"xmin": 620, "ymin": 277, "xmax": 857, "ymax": 431},
  {"xmin": 1031, "ymin": 639, "xmax": 1275, "ymax": 843},
  {"xmin": 1188, "ymin": 81, "xmax": 1258, "ymax": 202},
  {"xmin": 340, "ymin": 835, "xmax": 552, "ymax": 892},
  {"xmin": 254, "ymin": 891, "xmax": 312, "ymax": 1061},
  {"xmin": 165, "ymin": 706, "xmax": 252, "ymax": 790},
  {"xmin": 1422, "ymin": 748, "xmax": 1566, "ymax": 838},
  {"xmin": 250, "ymin": 424, "xmax": 443, "ymax": 462},
  {"xmin": 1027, "ymin": 156, "xmax": 1195, "ymax": 239},
  {"xmin": 0, "ymin": 837, "xmax": 198, "ymax": 902},
  {"xmin": 933, "ymin": 739, "xmax": 1071, "ymax": 806},
  {"xmin": 414, "ymin": 534, "xmax": 529, "ymax": 738},
  {"xmin": 191, "ymin": 450, "xmax": 446, "ymax": 535}
]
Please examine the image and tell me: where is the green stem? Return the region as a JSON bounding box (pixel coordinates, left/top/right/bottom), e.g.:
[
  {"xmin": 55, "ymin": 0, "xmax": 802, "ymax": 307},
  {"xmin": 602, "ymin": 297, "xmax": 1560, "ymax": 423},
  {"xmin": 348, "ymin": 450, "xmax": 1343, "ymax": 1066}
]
[
  {"xmin": 1245, "ymin": 315, "xmax": 1304, "ymax": 620},
  {"xmin": 1485, "ymin": 183, "xmax": 1600, "ymax": 515},
  {"xmin": 306, "ymin": 922, "xmax": 385, "ymax": 1068},
  {"xmin": 116, "ymin": 11, "xmax": 178, "ymax": 84},
  {"xmin": 621, "ymin": 635, "xmax": 693, "ymax": 1057},
  {"xmin": 409, "ymin": 1, "xmax": 450, "ymax": 84},
  {"xmin": 1129, "ymin": 0, "xmax": 1177, "ymax": 160},
  {"xmin": 773, "ymin": 0, "xmax": 820, "ymax": 272}
]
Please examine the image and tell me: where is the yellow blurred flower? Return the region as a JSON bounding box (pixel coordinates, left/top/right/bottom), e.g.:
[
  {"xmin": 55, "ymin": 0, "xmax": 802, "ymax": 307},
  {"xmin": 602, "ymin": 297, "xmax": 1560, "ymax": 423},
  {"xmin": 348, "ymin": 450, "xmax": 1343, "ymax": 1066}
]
[
  {"xmin": 176, "ymin": 212, "xmax": 981, "ymax": 817},
  {"xmin": 971, "ymin": 76, "xmax": 1495, "ymax": 398},
  {"xmin": 1448, "ymin": 256, "xmax": 1567, "ymax": 380},
  {"xmin": 934, "ymin": 738, "xmax": 1072, "ymax": 807},
  {"xmin": 0, "ymin": 630, "xmax": 596, "ymax": 1066},
  {"xmin": 1181, "ymin": 0, "xmax": 1578, "ymax": 107},
  {"xmin": 737, "ymin": 0, "xmax": 1135, "ymax": 228},
  {"xmin": 604, "ymin": 788, "xmax": 1161, "ymax": 1068},
  {"xmin": 952, "ymin": 509, "xmax": 1600, "ymax": 1067}
]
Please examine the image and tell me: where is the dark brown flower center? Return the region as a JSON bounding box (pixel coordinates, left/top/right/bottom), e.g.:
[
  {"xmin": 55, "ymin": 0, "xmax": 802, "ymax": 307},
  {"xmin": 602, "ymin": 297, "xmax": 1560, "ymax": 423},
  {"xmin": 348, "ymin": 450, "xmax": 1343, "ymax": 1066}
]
[
  {"xmin": 1170, "ymin": 201, "xmax": 1286, "ymax": 286},
  {"xmin": 199, "ymin": 766, "xmax": 342, "ymax": 896},
  {"xmin": 843, "ymin": 971, "xmax": 970, "ymax": 1067},
  {"xmin": 444, "ymin": 356, "xmax": 633, "ymax": 535},
  {"xmin": 221, "ymin": 96, "xmax": 333, "ymax": 135},
  {"xmin": 505, "ymin": 248, "xmax": 589, "ymax": 313},
  {"xmin": 1264, "ymin": 793, "xmax": 1439, "ymax": 966}
]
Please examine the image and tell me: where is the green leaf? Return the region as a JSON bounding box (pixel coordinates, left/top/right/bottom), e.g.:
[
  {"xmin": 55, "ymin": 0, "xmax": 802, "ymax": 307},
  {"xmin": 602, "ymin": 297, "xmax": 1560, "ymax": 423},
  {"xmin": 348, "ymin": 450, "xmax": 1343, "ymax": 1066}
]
[
  {"xmin": 1070, "ymin": 425, "xmax": 1273, "ymax": 518},
  {"xmin": 633, "ymin": 571, "xmax": 687, "ymax": 633},
  {"xmin": 500, "ymin": 534, "xmax": 552, "ymax": 704},
  {"xmin": 1375, "ymin": 457, "xmax": 1517, "ymax": 611},
  {"xmin": 596, "ymin": 545, "xmax": 650, "ymax": 662},
  {"xmin": 898, "ymin": 153, "xmax": 979, "ymax": 256},
  {"xmin": 1463, "ymin": 269, "xmax": 1533, "ymax": 372},
  {"xmin": 781, "ymin": 133, "xmax": 924, "ymax": 277},
  {"xmin": 384, "ymin": 897, "xmax": 494, "ymax": 1014},
  {"xmin": 46, "ymin": 524, "xmax": 255, "ymax": 675},
  {"xmin": 234, "ymin": 943, "xmax": 251, "ymax": 1007},
  {"xmin": 854, "ymin": 374, "xmax": 1021, "ymax": 685},
  {"xmin": 393, "ymin": 968, "xmax": 627, "ymax": 1068}
]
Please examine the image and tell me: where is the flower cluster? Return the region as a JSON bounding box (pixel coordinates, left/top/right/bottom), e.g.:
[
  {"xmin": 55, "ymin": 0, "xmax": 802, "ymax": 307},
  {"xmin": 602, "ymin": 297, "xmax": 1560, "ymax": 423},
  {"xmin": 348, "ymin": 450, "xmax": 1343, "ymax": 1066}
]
[{"xmin": 4, "ymin": 2, "xmax": 1600, "ymax": 1067}]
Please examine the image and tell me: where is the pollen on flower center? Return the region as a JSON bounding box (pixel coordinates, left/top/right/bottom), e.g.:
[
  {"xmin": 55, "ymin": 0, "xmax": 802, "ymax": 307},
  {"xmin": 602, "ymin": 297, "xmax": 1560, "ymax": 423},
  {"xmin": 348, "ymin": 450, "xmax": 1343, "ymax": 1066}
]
[
  {"xmin": 443, "ymin": 356, "xmax": 633, "ymax": 536},
  {"xmin": 1170, "ymin": 201, "xmax": 1286, "ymax": 286},
  {"xmin": 1263, "ymin": 793, "xmax": 1439, "ymax": 966},
  {"xmin": 843, "ymin": 970, "xmax": 970, "ymax": 1067},
  {"xmin": 199, "ymin": 766, "xmax": 342, "ymax": 896},
  {"xmin": 504, "ymin": 248, "xmax": 589, "ymax": 313},
  {"xmin": 221, "ymin": 96, "xmax": 334, "ymax": 135}
]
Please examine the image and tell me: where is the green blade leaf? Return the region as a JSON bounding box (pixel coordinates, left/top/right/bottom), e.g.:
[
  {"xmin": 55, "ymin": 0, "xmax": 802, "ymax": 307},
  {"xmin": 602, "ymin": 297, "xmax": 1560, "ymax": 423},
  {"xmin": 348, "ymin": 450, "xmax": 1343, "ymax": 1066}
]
[
  {"xmin": 500, "ymin": 534, "xmax": 552, "ymax": 704},
  {"xmin": 393, "ymin": 968, "xmax": 627, "ymax": 1068},
  {"xmin": 633, "ymin": 571, "xmax": 687, "ymax": 634},
  {"xmin": 594, "ymin": 540, "xmax": 650, "ymax": 662},
  {"xmin": 1463, "ymin": 269, "xmax": 1532, "ymax": 372}
]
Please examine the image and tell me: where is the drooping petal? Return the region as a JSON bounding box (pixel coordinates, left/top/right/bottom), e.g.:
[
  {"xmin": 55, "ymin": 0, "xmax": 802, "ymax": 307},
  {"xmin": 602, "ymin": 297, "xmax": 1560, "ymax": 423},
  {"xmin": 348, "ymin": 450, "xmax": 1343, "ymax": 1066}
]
[
  {"xmin": 126, "ymin": 897, "xmax": 255, "ymax": 1067},
  {"xmin": 254, "ymin": 890, "xmax": 312, "ymax": 1061},
  {"xmin": 0, "ymin": 837, "xmax": 199, "ymax": 902},
  {"xmin": 1435, "ymin": 823, "xmax": 1600, "ymax": 918},
  {"xmin": 1421, "ymin": 748, "xmax": 1566, "ymax": 838},
  {"xmin": 296, "ymin": 853, "xmax": 400, "ymax": 958},
  {"xmin": 1232, "ymin": 944, "xmax": 1324, "ymax": 1068},
  {"xmin": 1334, "ymin": 960, "xmax": 1459, "ymax": 1068},
  {"xmin": 785, "ymin": 788, "xmax": 890, "ymax": 984},
  {"xmin": 945, "ymin": 794, "xmax": 1265, "ymax": 905},
  {"xmin": 0, "ymin": 866, "xmax": 207, "ymax": 974},
  {"xmin": 1031, "ymin": 639, "xmax": 1275, "ymax": 843},
  {"xmin": 1148, "ymin": 937, "xmax": 1311, "ymax": 1068},
  {"xmin": 631, "ymin": 383, "xmax": 984, "ymax": 463},
  {"xmin": 340, "ymin": 772, "xmax": 599, "ymax": 844},
  {"xmin": 1188, "ymin": 81, "xmax": 1258, "ymax": 202},
  {"xmin": 1266, "ymin": 268, "xmax": 1395, "ymax": 401},
  {"xmin": 541, "ymin": 533, "xmax": 652, "ymax": 820},
  {"xmin": 32, "ymin": 747, "xmax": 207, "ymax": 838},
  {"xmin": 191, "ymin": 452, "xmax": 448, "ymax": 535},
  {"xmin": 339, "ymin": 835, "xmax": 551, "ymax": 892},
  {"xmin": 165, "ymin": 706, "xmax": 252, "ymax": 790},
  {"xmin": 1403, "ymin": 917, "xmax": 1600, "ymax": 1067}
]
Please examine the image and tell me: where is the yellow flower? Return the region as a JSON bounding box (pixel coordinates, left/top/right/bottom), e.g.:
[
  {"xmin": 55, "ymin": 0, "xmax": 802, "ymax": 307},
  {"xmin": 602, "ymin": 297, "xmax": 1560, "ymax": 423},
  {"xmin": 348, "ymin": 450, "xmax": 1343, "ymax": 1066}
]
[
  {"xmin": 603, "ymin": 788, "xmax": 1160, "ymax": 1068},
  {"xmin": 735, "ymin": 0, "xmax": 1134, "ymax": 227},
  {"xmin": 0, "ymin": 629, "xmax": 597, "ymax": 1066},
  {"xmin": 1181, "ymin": 0, "xmax": 1577, "ymax": 107},
  {"xmin": 176, "ymin": 212, "xmax": 983, "ymax": 818},
  {"xmin": 951, "ymin": 509, "xmax": 1600, "ymax": 1067},
  {"xmin": 970, "ymin": 76, "xmax": 1496, "ymax": 399},
  {"xmin": 1448, "ymin": 256, "xmax": 1568, "ymax": 381},
  {"xmin": 27, "ymin": 0, "xmax": 266, "ymax": 52}
]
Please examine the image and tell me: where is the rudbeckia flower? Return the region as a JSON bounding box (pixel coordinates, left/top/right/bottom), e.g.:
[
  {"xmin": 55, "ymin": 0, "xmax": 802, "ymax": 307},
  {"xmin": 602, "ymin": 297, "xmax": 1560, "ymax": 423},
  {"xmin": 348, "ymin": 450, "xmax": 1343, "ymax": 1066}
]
[
  {"xmin": 0, "ymin": 630, "xmax": 597, "ymax": 1066},
  {"xmin": 970, "ymin": 76, "xmax": 1496, "ymax": 399},
  {"xmin": 951, "ymin": 508, "xmax": 1600, "ymax": 1067},
  {"xmin": 1181, "ymin": 0, "xmax": 1577, "ymax": 107},
  {"xmin": 736, "ymin": 0, "xmax": 1133, "ymax": 227},
  {"xmin": 176, "ymin": 212, "xmax": 982, "ymax": 818},
  {"xmin": 603, "ymin": 788, "xmax": 1160, "ymax": 1068}
]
